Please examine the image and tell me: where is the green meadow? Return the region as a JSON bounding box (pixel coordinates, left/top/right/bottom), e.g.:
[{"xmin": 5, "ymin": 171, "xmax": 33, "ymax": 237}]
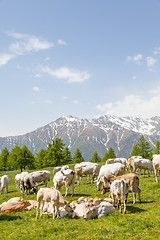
[{"xmin": 0, "ymin": 165, "xmax": 160, "ymax": 240}]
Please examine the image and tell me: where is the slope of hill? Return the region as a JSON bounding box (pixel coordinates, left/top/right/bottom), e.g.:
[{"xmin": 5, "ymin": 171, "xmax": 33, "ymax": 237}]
[{"xmin": 0, "ymin": 115, "xmax": 160, "ymax": 160}]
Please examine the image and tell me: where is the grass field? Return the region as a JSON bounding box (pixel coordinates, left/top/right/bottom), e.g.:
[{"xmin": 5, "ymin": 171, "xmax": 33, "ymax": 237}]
[{"xmin": 0, "ymin": 165, "xmax": 160, "ymax": 240}]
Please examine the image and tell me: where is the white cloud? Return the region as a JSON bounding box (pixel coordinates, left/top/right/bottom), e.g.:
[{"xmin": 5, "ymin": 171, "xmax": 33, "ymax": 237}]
[
  {"xmin": 9, "ymin": 36, "xmax": 54, "ymax": 55},
  {"xmin": 96, "ymin": 89, "xmax": 160, "ymax": 118},
  {"xmin": 73, "ymin": 100, "xmax": 79, "ymax": 104},
  {"xmin": 32, "ymin": 86, "xmax": 40, "ymax": 91},
  {"xmin": 41, "ymin": 66, "xmax": 90, "ymax": 83},
  {"xmin": 57, "ymin": 39, "xmax": 67, "ymax": 45},
  {"xmin": 0, "ymin": 53, "xmax": 14, "ymax": 66},
  {"xmin": 126, "ymin": 56, "xmax": 132, "ymax": 62},
  {"xmin": 34, "ymin": 74, "xmax": 41, "ymax": 78},
  {"xmin": 146, "ymin": 56, "xmax": 157, "ymax": 67},
  {"xmin": 133, "ymin": 54, "xmax": 143, "ymax": 64}
]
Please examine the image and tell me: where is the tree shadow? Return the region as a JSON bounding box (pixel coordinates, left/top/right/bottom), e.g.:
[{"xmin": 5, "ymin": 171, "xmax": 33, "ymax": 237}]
[{"xmin": 0, "ymin": 214, "xmax": 22, "ymax": 221}]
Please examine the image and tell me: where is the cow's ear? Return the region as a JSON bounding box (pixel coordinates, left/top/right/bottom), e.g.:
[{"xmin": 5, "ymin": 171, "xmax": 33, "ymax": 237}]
[
  {"xmin": 92, "ymin": 210, "xmax": 95, "ymax": 213},
  {"xmin": 100, "ymin": 200, "xmax": 102, "ymax": 203},
  {"xmin": 64, "ymin": 201, "xmax": 67, "ymax": 205}
]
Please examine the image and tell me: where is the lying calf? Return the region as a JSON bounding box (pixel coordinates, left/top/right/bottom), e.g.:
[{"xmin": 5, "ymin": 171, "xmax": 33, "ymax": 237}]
[{"xmin": 84, "ymin": 201, "xmax": 115, "ymax": 219}]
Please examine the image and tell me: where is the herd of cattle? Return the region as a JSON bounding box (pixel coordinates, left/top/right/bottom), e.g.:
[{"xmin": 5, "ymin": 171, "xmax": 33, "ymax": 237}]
[{"xmin": 0, "ymin": 155, "xmax": 160, "ymax": 219}]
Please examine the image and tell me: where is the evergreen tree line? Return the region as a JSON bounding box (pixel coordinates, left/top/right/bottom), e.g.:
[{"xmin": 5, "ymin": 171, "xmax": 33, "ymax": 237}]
[{"xmin": 0, "ymin": 135, "xmax": 160, "ymax": 172}]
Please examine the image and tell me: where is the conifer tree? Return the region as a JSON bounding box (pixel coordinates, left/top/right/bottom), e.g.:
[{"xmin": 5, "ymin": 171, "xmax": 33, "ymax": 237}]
[
  {"xmin": 131, "ymin": 135, "xmax": 152, "ymax": 159},
  {"xmin": 73, "ymin": 148, "xmax": 84, "ymax": 163},
  {"xmin": 0, "ymin": 147, "xmax": 9, "ymax": 171},
  {"xmin": 63, "ymin": 147, "xmax": 72, "ymax": 164},
  {"xmin": 91, "ymin": 151, "xmax": 101, "ymax": 163},
  {"xmin": 107, "ymin": 147, "xmax": 116, "ymax": 159},
  {"xmin": 154, "ymin": 139, "xmax": 160, "ymax": 154}
]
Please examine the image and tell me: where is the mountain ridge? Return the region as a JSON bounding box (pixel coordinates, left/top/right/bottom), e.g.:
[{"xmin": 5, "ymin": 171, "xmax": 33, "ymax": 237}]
[{"xmin": 0, "ymin": 115, "xmax": 160, "ymax": 160}]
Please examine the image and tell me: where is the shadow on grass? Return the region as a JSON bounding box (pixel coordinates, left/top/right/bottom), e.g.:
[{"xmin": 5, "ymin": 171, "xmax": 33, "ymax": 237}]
[
  {"xmin": 71, "ymin": 193, "xmax": 91, "ymax": 197},
  {"xmin": 0, "ymin": 213, "xmax": 22, "ymax": 221},
  {"xmin": 127, "ymin": 205, "xmax": 146, "ymax": 214}
]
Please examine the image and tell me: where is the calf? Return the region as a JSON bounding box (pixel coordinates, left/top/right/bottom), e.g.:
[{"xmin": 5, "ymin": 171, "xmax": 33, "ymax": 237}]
[
  {"xmin": 101, "ymin": 173, "xmax": 141, "ymax": 204},
  {"xmin": 96, "ymin": 163, "xmax": 126, "ymax": 191},
  {"xmin": 21, "ymin": 174, "xmax": 38, "ymax": 195},
  {"xmin": 84, "ymin": 201, "xmax": 115, "ymax": 219},
  {"xmin": 74, "ymin": 162, "xmax": 100, "ymax": 185},
  {"xmin": 152, "ymin": 154, "xmax": 160, "ymax": 182},
  {"xmin": 110, "ymin": 179, "xmax": 129, "ymax": 214},
  {"xmin": 36, "ymin": 187, "xmax": 74, "ymax": 219},
  {"xmin": 53, "ymin": 169, "xmax": 75, "ymax": 197},
  {"xmin": 0, "ymin": 175, "xmax": 9, "ymax": 194}
]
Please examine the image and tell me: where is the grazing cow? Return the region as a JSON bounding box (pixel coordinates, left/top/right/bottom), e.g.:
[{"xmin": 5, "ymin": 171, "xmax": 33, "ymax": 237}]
[
  {"xmin": 21, "ymin": 174, "xmax": 38, "ymax": 195},
  {"xmin": 0, "ymin": 175, "xmax": 9, "ymax": 194},
  {"xmin": 101, "ymin": 173, "xmax": 141, "ymax": 204},
  {"xmin": 53, "ymin": 165, "xmax": 69, "ymax": 175},
  {"xmin": 96, "ymin": 163, "xmax": 126, "ymax": 191},
  {"xmin": 53, "ymin": 169, "xmax": 75, "ymax": 197},
  {"xmin": 152, "ymin": 154, "xmax": 160, "ymax": 182},
  {"xmin": 74, "ymin": 162, "xmax": 101, "ymax": 185},
  {"xmin": 18, "ymin": 172, "xmax": 29, "ymax": 192},
  {"xmin": 106, "ymin": 158, "xmax": 128, "ymax": 169},
  {"xmin": 127, "ymin": 156, "xmax": 142, "ymax": 172},
  {"xmin": 36, "ymin": 187, "xmax": 74, "ymax": 219},
  {"xmin": 84, "ymin": 201, "xmax": 115, "ymax": 219},
  {"xmin": 15, "ymin": 174, "xmax": 22, "ymax": 188},
  {"xmin": 30, "ymin": 170, "xmax": 50, "ymax": 187},
  {"xmin": 130, "ymin": 158, "xmax": 153, "ymax": 177},
  {"xmin": 109, "ymin": 179, "xmax": 129, "ymax": 214}
]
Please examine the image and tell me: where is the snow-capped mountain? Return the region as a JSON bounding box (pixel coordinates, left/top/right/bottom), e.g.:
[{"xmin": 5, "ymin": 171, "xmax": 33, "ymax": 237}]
[{"xmin": 1, "ymin": 115, "xmax": 160, "ymax": 160}]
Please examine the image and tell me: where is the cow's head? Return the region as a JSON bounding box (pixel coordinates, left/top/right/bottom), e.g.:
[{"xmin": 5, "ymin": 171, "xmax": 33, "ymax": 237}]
[
  {"xmin": 84, "ymin": 206, "xmax": 98, "ymax": 219},
  {"xmin": 64, "ymin": 201, "xmax": 74, "ymax": 215},
  {"xmin": 101, "ymin": 182, "xmax": 110, "ymax": 194}
]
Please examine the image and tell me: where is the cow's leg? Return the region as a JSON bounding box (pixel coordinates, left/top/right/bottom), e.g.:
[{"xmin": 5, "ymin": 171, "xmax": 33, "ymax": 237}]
[
  {"xmin": 65, "ymin": 183, "xmax": 69, "ymax": 197},
  {"xmin": 44, "ymin": 180, "xmax": 47, "ymax": 187},
  {"xmin": 77, "ymin": 175, "xmax": 80, "ymax": 185},
  {"xmin": 143, "ymin": 170, "xmax": 145, "ymax": 178},
  {"xmin": 36, "ymin": 200, "xmax": 41, "ymax": 219},
  {"xmin": 52, "ymin": 204, "xmax": 56, "ymax": 219},
  {"xmin": 40, "ymin": 200, "xmax": 44, "ymax": 218},
  {"xmin": 132, "ymin": 191, "xmax": 136, "ymax": 204},
  {"xmin": 55, "ymin": 205, "xmax": 60, "ymax": 219},
  {"xmin": 88, "ymin": 174, "xmax": 90, "ymax": 181},
  {"xmin": 71, "ymin": 183, "xmax": 74, "ymax": 197},
  {"xmin": 123, "ymin": 193, "xmax": 128, "ymax": 214},
  {"xmin": 148, "ymin": 170, "xmax": 150, "ymax": 177},
  {"xmin": 117, "ymin": 194, "xmax": 122, "ymax": 213},
  {"xmin": 91, "ymin": 174, "xmax": 95, "ymax": 184},
  {"xmin": 154, "ymin": 169, "xmax": 158, "ymax": 182}
]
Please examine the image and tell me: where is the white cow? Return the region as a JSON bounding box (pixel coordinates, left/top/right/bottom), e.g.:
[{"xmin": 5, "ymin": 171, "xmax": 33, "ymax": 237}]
[
  {"xmin": 106, "ymin": 158, "xmax": 128, "ymax": 169},
  {"xmin": 74, "ymin": 162, "xmax": 100, "ymax": 185},
  {"xmin": 84, "ymin": 201, "xmax": 115, "ymax": 219},
  {"xmin": 15, "ymin": 172, "xmax": 28, "ymax": 189},
  {"xmin": 131, "ymin": 158, "xmax": 153, "ymax": 177},
  {"xmin": 21, "ymin": 173, "xmax": 38, "ymax": 195},
  {"xmin": 96, "ymin": 163, "xmax": 126, "ymax": 191},
  {"xmin": 127, "ymin": 156, "xmax": 142, "ymax": 172},
  {"xmin": 30, "ymin": 170, "xmax": 50, "ymax": 187},
  {"xmin": 0, "ymin": 175, "xmax": 9, "ymax": 194},
  {"xmin": 53, "ymin": 169, "xmax": 75, "ymax": 197},
  {"xmin": 53, "ymin": 165, "xmax": 69, "ymax": 175},
  {"xmin": 152, "ymin": 154, "xmax": 160, "ymax": 182},
  {"xmin": 110, "ymin": 179, "xmax": 129, "ymax": 214},
  {"xmin": 36, "ymin": 187, "xmax": 74, "ymax": 219}
]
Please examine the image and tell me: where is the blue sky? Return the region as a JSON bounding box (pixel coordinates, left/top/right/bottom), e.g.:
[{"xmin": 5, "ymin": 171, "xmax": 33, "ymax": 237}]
[{"xmin": 1, "ymin": 0, "xmax": 160, "ymax": 137}]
